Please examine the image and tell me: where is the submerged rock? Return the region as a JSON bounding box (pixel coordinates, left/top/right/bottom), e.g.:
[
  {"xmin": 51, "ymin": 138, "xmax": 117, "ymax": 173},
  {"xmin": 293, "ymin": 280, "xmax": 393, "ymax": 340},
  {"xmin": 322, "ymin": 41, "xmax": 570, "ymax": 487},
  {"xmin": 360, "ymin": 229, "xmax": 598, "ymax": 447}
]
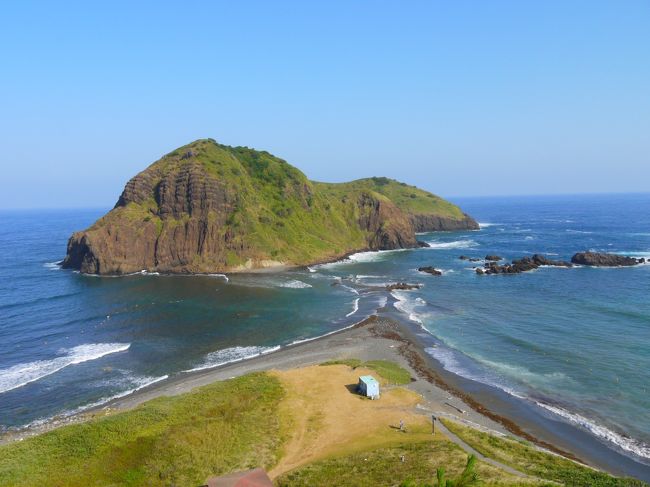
[
  {"xmin": 571, "ymin": 252, "xmax": 645, "ymax": 267},
  {"xmin": 416, "ymin": 240, "xmax": 431, "ymax": 248}
]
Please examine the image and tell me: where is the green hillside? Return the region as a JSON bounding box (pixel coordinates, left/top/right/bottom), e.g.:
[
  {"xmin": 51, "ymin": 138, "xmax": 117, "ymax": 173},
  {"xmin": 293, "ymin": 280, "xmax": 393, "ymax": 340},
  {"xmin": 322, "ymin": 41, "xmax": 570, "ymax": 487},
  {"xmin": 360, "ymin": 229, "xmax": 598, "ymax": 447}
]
[{"xmin": 63, "ymin": 139, "xmax": 477, "ymax": 274}]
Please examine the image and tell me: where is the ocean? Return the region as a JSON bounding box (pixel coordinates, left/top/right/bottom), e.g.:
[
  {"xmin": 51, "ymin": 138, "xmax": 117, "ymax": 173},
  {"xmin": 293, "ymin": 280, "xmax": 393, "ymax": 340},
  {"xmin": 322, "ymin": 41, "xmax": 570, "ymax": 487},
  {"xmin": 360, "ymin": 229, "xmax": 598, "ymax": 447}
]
[{"xmin": 1, "ymin": 194, "xmax": 649, "ymax": 472}]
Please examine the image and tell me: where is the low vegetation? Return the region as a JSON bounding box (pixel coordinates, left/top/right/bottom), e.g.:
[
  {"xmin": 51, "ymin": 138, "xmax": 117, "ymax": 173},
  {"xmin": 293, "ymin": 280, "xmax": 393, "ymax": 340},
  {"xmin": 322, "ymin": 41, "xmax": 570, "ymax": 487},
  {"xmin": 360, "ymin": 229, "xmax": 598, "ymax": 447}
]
[
  {"xmin": 441, "ymin": 419, "xmax": 647, "ymax": 487},
  {"xmin": 275, "ymin": 441, "xmax": 524, "ymax": 487},
  {"xmin": 0, "ymin": 373, "xmax": 284, "ymax": 487},
  {"xmin": 319, "ymin": 358, "xmax": 413, "ymax": 385}
]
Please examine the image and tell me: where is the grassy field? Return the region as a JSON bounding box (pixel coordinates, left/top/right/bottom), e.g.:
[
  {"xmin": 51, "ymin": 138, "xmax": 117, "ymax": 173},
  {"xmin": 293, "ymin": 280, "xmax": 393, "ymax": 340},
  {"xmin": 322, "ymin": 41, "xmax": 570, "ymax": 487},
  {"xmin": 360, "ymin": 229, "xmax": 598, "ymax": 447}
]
[
  {"xmin": 441, "ymin": 419, "xmax": 647, "ymax": 487},
  {"xmin": 275, "ymin": 439, "xmax": 530, "ymax": 487},
  {"xmin": 0, "ymin": 373, "xmax": 284, "ymax": 487},
  {"xmin": 319, "ymin": 358, "xmax": 413, "ymax": 385}
]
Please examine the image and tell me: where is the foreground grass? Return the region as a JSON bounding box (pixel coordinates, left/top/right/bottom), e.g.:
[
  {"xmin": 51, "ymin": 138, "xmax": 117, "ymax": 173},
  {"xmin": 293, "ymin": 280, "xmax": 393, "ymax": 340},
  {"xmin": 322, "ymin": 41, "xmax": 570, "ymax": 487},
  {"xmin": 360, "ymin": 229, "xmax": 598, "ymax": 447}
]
[
  {"xmin": 275, "ymin": 439, "xmax": 534, "ymax": 487},
  {"xmin": 320, "ymin": 358, "xmax": 412, "ymax": 385},
  {"xmin": 442, "ymin": 419, "xmax": 647, "ymax": 487},
  {"xmin": 0, "ymin": 373, "xmax": 284, "ymax": 487}
]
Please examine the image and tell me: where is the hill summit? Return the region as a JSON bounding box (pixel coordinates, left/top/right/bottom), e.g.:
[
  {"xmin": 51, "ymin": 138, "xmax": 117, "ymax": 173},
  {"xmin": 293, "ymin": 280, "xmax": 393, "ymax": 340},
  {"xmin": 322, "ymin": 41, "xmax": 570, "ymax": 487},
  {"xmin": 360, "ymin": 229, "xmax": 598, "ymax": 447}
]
[{"xmin": 63, "ymin": 139, "xmax": 478, "ymax": 274}]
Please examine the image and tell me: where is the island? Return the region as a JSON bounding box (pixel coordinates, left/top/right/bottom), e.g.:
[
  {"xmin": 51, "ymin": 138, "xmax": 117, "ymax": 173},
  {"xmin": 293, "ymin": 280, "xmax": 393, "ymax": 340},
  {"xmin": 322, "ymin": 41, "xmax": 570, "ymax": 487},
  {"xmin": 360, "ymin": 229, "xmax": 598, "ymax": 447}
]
[{"xmin": 62, "ymin": 139, "xmax": 478, "ymax": 275}]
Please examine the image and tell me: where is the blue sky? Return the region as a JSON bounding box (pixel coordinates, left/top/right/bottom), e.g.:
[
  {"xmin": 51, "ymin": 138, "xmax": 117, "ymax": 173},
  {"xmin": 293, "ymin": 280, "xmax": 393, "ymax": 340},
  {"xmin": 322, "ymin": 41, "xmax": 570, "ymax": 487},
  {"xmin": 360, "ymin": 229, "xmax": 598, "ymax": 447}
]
[{"xmin": 1, "ymin": 1, "xmax": 649, "ymax": 208}]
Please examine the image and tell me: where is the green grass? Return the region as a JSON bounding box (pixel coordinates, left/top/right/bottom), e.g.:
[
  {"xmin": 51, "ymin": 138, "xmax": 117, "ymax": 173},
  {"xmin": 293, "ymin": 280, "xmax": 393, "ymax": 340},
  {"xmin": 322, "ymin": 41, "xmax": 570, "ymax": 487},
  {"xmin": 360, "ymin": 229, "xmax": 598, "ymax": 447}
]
[
  {"xmin": 274, "ymin": 440, "xmax": 530, "ymax": 487},
  {"xmin": 441, "ymin": 419, "xmax": 647, "ymax": 487},
  {"xmin": 0, "ymin": 373, "xmax": 284, "ymax": 487},
  {"xmin": 320, "ymin": 359, "xmax": 412, "ymax": 385}
]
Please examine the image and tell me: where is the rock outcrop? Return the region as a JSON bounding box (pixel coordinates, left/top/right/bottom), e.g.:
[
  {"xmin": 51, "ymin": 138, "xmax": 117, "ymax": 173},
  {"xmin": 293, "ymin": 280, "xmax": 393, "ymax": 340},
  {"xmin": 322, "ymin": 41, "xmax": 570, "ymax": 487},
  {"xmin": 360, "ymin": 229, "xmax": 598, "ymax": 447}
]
[
  {"xmin": 571, "ymin": 252, "xmax": 645, "ymax": 267},
  {"xmin": 485, "ymin": 255, "xmax": 503, "ymax": 262},
  {"xmin": 63, "ymin": 139, "xmax": 479, "ymax": 275},
  {"xmin": 386, "ymin": 283, "xmax": 423, "ymax": 291},
  {"xmin": 418, "ymin": 266, "xmax": 442, "ymax": 276},
  {"xmin": 410, "ymin": 214, "xmax": 479, "ymax": 232},
  {"xmin": 477, "ymin": 254, "xmax": 573, "ymax": 275}
]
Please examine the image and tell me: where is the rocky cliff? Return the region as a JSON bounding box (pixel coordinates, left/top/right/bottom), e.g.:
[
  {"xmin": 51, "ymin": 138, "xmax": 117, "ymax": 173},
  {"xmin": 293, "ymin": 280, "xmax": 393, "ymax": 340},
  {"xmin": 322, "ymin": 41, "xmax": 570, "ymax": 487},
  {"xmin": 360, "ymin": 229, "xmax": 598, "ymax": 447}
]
[{"xmin": 63, "ymin": 139, "xmax": 478, "ymax": 274}]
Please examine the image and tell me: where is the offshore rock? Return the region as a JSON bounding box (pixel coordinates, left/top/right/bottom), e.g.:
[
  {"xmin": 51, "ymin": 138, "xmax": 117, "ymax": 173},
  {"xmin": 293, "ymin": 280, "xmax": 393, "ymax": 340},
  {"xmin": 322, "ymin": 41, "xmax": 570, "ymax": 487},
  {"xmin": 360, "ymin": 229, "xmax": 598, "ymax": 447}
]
[{"xmin": 571, "ymin": 252, "xmax": 644, "ymax": 267}]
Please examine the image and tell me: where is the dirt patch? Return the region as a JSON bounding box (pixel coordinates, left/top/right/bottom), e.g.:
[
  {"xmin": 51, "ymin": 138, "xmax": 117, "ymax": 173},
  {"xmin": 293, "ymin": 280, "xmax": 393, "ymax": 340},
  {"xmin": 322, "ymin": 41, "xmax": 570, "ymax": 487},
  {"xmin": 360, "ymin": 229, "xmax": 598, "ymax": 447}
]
[{"xmin": 268, "ymin": 364, "xmax": 430, "ymax": 478}]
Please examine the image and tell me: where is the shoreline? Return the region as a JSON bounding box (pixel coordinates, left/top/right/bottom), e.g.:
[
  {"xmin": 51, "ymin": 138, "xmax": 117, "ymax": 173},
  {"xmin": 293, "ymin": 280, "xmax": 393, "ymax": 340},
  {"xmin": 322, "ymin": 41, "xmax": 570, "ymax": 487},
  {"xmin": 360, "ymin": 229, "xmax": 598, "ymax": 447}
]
[{"xmin": 3, "ymin": 312, "xmax": 649, "ymax": 481}]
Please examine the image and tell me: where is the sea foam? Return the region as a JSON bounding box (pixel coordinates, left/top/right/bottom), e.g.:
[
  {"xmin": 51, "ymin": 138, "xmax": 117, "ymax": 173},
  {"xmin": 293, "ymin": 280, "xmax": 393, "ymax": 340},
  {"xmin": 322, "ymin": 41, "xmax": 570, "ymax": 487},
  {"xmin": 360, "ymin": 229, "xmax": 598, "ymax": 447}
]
[
  {"xmin": 425, "ymin": 239, "xmax": 478, "ymax": 250},
  {"xmin": 536, "ymin": 402, "xmax": 650, "ymax": 460},
  {"xmin": 346, "ymin": 298, "xmax": 360, "ymax": 317},
  {"xmin": 185, "ymin": 345, "xmax": 281, "ymax": 372},
  {"xmin": 0, "ymin": 343, "xmax": 131, "ymax": 394}
]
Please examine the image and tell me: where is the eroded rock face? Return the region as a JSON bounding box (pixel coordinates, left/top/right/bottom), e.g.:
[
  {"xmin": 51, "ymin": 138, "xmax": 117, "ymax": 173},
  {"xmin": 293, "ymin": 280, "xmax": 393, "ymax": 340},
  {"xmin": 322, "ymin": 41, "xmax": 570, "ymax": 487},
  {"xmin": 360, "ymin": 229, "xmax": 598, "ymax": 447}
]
[
  {"xmin": 62, "ymin": 139, "xmax": 479, "ymax": 275},
  {"xmin": 410, "ymin": 214, "xmax": 479, "ymax": 232},
  {"xmin": 63, "ymin": 162, "xmax": 243, "ymax": 274},
  {"xmin": 357, "ymin": 193, "xmax": 417, "ymax": 250},
  {"xmin": 571, "ymin": 252, "xmax": 645, "ymax": 267}
]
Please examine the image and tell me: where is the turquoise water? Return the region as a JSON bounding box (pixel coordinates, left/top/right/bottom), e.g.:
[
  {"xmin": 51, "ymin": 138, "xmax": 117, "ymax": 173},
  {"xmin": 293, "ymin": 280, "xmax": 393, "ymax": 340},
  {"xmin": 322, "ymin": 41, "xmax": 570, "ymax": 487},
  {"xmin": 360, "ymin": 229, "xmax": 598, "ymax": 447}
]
[{"xmin": 0, "ymin": 194, "xmax": 649, "ymax": 470}]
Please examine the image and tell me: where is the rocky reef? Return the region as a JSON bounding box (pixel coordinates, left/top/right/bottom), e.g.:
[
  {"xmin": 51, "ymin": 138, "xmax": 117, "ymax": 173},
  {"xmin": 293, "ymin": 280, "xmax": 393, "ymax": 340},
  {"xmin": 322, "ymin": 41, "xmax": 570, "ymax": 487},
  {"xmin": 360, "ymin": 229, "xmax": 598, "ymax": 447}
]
[
  {"xmin": 63, "ymin": 139, "xmax": 479, "ymax": 275},
  {"xmin": 476, "ymin": 254, "xmax": 573, "ymax": 275},
  {"xmin": 571, "ymin": 252, "xmax": 645, "ymax": 267}
]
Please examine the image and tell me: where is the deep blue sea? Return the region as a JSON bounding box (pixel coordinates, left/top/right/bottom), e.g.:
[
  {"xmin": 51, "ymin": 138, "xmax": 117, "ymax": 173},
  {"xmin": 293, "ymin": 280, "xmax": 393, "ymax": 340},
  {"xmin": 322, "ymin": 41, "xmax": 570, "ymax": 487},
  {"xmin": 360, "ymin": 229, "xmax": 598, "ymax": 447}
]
[{"xmin": 1, "ymin": 194, "xmax": 649, "ymax": 467}]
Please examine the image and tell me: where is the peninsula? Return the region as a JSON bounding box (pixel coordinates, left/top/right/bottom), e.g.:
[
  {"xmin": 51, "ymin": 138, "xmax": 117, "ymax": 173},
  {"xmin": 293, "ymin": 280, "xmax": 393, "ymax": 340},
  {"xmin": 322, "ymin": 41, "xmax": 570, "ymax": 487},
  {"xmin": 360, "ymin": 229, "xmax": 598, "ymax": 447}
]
[{"xmin": 63, "ymin": 139, "xmax": 477, "ymax": 274}]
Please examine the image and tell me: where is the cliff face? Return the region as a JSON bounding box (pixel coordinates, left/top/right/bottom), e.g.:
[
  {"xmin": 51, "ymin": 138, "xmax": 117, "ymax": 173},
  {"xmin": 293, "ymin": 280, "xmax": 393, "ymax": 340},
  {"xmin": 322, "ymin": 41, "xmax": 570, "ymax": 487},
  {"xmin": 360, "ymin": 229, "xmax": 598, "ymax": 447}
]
[
  {"xmin": 63, "ymin": 139, "xmax": 478, "ymax": 274},
  {"xmin": 410, "ymin": 213, "xmax": 479, "ymax": 232}
]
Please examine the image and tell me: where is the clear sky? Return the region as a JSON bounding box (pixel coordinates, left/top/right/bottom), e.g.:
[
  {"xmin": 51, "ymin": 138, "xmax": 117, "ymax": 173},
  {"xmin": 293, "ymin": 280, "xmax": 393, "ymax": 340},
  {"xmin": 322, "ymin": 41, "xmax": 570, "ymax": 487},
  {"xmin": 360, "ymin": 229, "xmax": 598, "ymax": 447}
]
[{"xmin": 1, "ymin": 1, "xmax": 649, "ymax": 208}]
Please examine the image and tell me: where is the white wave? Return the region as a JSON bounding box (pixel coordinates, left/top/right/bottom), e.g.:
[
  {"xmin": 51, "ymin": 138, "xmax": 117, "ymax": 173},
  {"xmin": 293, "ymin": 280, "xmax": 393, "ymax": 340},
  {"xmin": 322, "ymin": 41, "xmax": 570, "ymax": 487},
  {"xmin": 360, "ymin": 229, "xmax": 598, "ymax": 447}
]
[
  {"xmin": 24, "ymin": 373, "xmax": 169, "ymax": 428},
  {"xmin": 536, "ymin": 402, "xmax": 650, "ymax": 460},
  {"xmin": 616, "ymin": 251, "xmax": 650, "ymax": 259},
  {"xmin": 307, "ymin": 266, "xmax": 318, "ymax": 273},
  {"xmin": 339, "ymin": 284, "xmax": 360, "ymax": 295},
  {"xmin": 346, "ymin": 298, "xmax": 360, "ymax": 317},
  {"xmin": 207, "ymin": 273, "xmax": 229, "ymax": 282},
  {"xmin": 43, "ymin": 261, "xmax": 62, "ymax": 271},
  {"xmin": 425, "ymin": 347, "xmax": 524, "ymax": 399},
  {"xmin": 392, "ymin": 291, "xmax": 428, "ymax": 326},
  {"xmin": 317, "ymin": 249, "xmax": 407, "ymax": 269},
  {"xmin": 0, "ymin": 343, "xmax": 131, "ymax": 394},
  {"xmin": 524, "ymin": 236, "xmax": 535, "ymax": 241},
  {"xmin": 478, "ymin": 222, "xmax": 501, "ymax": 228},
  {"xmin": 288, "ymin": 319, "xmax": 364, "ymax": 346},
  {"xmin": 185, "ymin": 345, "xmax": 281, "ymax": 373},
  {"xmin": 229, "ymin": 277, "xmax": 311, "ymax": 289},
  {"xmin": 566, "ymin": 229, "xmax": 594, "ymax": 234},
  {"xmin": 280, "ymin": 279, "xmax": 312, "ymax": 288},
  {"xmin": 425, "ymin": 239, "xmax": 478, "ymax": 250}
]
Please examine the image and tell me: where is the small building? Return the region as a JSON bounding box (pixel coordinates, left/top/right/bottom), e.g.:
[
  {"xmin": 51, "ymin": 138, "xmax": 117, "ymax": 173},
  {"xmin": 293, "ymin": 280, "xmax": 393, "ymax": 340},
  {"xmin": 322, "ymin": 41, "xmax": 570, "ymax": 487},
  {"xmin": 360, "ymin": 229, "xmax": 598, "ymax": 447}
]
[{"xmin": 358, "ymin": 375, "xmax": 380, "ymax": 399}]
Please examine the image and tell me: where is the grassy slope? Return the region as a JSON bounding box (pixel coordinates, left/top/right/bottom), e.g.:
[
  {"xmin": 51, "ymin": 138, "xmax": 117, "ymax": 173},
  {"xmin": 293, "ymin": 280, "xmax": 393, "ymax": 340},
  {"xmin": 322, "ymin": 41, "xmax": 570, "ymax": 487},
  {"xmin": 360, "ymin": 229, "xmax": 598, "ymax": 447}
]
[
  {"xmin": 314, "ymin": 176, "xmax": 465, "ymax": 220},
  {"xmin": 275, "ymin": 438, "xmax": 534, "ymax": 487},
  {"xmin": 319, "ymin": 358, "xmax": 413, "ymax": 385},
  {"xmin": 441, "ymin": 419, "xmax": 647, "ymax": 487},
  {"xmin": 90, "ymin": 140, "xmax": 471, "ymax": 268},
  {"xmin": 0, "ymin": 373, "xmax": 284, "ymax": 487}
]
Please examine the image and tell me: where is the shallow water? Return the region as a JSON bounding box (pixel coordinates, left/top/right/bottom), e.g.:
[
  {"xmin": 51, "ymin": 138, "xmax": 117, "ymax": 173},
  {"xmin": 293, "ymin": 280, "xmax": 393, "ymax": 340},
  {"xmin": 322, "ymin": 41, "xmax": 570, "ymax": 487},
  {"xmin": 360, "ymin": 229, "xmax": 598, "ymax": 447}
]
[{"xmin": 1, "ymin": 194, "xmax": 649, "ymax": 469}]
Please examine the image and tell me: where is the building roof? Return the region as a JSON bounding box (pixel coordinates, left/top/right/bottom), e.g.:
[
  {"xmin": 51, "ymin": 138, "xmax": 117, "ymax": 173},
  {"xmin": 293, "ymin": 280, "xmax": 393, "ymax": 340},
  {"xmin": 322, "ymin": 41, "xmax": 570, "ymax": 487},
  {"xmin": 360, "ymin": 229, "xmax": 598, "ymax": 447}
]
[
  {"xmin": 359, "ymin": 375, "xmax": 378, "ymax": 384},
  {"xmin": 204, "ymin": 468, "xmax": 273, "ymax": 487}
]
